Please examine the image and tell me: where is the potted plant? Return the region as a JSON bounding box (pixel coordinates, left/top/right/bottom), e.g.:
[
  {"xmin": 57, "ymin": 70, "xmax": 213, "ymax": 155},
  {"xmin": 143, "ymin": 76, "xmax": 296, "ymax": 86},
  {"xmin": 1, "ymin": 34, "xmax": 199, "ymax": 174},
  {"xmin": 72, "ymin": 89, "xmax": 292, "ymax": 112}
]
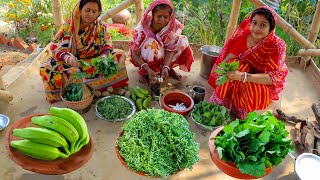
[{"xmin": 208, "ymin": 111, "xmax": 294, "ymax": 179}]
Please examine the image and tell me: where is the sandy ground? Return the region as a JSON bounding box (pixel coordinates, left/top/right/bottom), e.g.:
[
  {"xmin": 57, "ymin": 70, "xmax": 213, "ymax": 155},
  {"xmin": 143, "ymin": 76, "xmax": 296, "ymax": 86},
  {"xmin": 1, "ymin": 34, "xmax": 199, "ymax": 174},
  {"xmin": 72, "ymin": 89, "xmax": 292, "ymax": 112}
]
[{"xmin": 0, "ymin": 51, "xmax": 320, "ymax": 179}]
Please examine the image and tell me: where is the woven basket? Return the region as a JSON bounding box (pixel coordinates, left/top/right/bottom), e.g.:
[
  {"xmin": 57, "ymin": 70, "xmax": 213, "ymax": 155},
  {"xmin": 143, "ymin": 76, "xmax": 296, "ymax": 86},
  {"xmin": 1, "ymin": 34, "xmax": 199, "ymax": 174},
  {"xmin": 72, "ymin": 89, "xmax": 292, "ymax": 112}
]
[{"xmin": 60, "ymin": 77, "xmax": 94, "ymax": 111}]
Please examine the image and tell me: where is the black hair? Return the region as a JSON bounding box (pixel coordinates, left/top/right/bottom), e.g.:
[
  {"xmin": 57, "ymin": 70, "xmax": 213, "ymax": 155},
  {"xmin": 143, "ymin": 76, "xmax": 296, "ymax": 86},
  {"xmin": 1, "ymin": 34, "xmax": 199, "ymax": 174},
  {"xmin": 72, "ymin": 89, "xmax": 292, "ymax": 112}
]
[
  {"xmin": 152, "ymin": 4, "xmax": 172, "ymax": 16},
  {"xmin": 250, "ymin": 8, "xmax": 275, "ymax": 32},
  {"xmin": 79, "ymin": 0, "xmax": 102, "ymax": 12}
]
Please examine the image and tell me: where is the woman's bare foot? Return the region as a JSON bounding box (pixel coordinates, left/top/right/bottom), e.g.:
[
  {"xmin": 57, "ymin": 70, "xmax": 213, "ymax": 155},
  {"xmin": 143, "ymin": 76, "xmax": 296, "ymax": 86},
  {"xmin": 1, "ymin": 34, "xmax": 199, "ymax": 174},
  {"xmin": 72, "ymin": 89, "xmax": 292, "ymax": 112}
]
[
  {"xmin": 138, "ymin": 75, "xmax": 149, "ymax": 85},
  {"xmin": 169, "ymin": 69, "xmax": 182, "ymax": 81}
]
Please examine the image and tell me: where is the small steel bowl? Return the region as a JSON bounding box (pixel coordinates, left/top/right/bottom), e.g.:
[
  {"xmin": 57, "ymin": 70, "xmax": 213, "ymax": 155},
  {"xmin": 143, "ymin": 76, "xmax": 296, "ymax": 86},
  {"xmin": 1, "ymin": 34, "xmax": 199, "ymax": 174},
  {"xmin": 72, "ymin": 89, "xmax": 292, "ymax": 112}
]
[
  {"xmin": 95, "ymin": 95, "xmax": 136, "ymax": 122},
  {"xmin": 0, "ymin": 114, "xmax": 10, "ymax": 131}
]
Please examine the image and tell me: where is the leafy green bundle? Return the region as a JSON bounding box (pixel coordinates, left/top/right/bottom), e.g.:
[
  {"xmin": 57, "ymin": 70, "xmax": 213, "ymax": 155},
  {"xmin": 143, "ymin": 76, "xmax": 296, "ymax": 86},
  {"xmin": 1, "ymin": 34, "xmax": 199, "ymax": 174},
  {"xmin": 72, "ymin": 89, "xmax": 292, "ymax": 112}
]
[
  {"xmin": 64, "ymin": 83, "xmax": 83, "ymax": 101},
  {"xmin": 79, "ymin": 54, "xmax": 120, "ymax": 78},
  {"xmin": 97, "ymin": 96, "xmax": 133, "ymax": 120},
  {"xmin": 215, "ymin": 61, "xmax": 239, "ymax": 85},
  {"xmin": 117, "ymin": 109, "xmax": 199, "ymax": 177},
  {"xmin": 192, "ymin": 101, "xmax": 230, "ymax": 129},
  {"xmin": 214, "ymin": 111, "xmax": 294, "ymax": 177}
]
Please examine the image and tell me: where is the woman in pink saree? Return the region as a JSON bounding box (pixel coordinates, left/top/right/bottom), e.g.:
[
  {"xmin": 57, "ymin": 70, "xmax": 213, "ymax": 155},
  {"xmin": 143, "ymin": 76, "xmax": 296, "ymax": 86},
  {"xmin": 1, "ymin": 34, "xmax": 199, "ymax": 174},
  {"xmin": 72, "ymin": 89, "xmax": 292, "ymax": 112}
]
[
  {"xmin": 129, "ymin": 0, "xmax": 194, "ymax": 85},
  {"xmin": 208, "ymin": 6, "xmax": 288, "ymax": 119}
]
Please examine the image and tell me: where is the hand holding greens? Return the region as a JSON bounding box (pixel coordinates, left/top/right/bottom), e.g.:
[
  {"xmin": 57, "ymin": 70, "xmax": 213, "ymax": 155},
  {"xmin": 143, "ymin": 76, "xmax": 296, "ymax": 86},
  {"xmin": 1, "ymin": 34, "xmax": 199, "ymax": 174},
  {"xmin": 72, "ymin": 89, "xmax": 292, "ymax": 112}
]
[
  {"xmin": 215, "ymin": 61, "xmax": 239, "ymax": 85},
  {"xmin": 117, "ymin": 109, "xmax": 199, "ymax": 177},
  {"xmin": 213, "ymin": 111, "xmax": 294, "ymax": 177}
]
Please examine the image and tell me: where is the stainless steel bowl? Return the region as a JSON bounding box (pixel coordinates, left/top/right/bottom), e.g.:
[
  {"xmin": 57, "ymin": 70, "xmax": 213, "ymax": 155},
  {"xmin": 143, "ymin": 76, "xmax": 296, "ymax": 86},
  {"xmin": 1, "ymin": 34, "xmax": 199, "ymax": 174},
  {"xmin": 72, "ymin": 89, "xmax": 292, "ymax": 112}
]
[
  {"xmin": 95, "ymin": 95, "xmax": 136, "ymax": 122},
  {"xmin": 0, "ymin": 114, "xmax": 10, "ymax": 131},
  {"xmin": 190, "ymin": 110, "xmax": 230, "ymax": 131}
]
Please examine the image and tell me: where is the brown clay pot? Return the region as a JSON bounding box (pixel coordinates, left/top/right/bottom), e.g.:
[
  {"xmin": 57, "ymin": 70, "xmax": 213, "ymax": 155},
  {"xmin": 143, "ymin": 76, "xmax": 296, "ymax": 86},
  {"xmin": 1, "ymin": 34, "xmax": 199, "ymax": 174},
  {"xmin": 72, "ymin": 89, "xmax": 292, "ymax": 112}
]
[
  {"xmin": 208, "ymin": 126, "xmax": 274, "ymax": 179},
  {"xmin": 112, "ymin": 9, "xmax": 131, "ymax": 25},
  {"xmin": 160, "ymin": 90, "xmax": 194, "ymax": 116},
  {"xmin": 5, "ymin": 114, "xmax": 94, "ymax": 175}
]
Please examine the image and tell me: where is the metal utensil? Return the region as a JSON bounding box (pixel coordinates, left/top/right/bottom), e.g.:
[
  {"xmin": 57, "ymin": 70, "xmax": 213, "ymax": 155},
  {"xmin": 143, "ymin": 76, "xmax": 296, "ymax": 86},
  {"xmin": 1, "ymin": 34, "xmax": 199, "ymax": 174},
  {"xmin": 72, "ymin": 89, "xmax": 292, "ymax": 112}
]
[
  {"xmin": 289, "ymin": 153, "xmax": 320, "ymax": 180},
  {"xmin": 0, "ymin": 114, "xmax": 10, "ymax": 131}
]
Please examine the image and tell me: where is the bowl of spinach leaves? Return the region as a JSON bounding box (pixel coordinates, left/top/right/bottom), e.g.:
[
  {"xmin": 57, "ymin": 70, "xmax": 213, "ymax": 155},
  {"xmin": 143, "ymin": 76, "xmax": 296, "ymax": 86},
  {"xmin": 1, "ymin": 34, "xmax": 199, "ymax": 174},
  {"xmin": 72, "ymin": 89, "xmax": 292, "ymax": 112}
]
[
  {"xmin": 191, "ymin": 101, "xmax": 230, "ymax": 131},
  {"xmin": 95, "ymin": 95, "xmax": 135, "ymax": 122},
  {"xmin": 208, "ymin": 111, "xmax": 294, "ymax": 179}
]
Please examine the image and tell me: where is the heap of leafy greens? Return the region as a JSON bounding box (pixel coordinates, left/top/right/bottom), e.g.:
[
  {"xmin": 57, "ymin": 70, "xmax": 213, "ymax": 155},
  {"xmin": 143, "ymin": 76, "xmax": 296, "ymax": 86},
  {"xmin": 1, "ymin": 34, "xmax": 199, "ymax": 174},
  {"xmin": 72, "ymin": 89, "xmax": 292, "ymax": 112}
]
[
  {"xmin": 97, "ymin": 95, "xmax": 133, "ymax": 121},
  {"xmin": 117, "ymin": 109, "xmax": 199, "ymax": 177},
  {"xmin": 214, "ymin": 111, "xmax": 294, "ymax": 177},
  {"xmin": 64, "ymin": 83, "xmax": 83, "ymax": 101},
  {"xmin": 215, "ymin": 61, "xmax": 239, "ymax": 85},
  {"xmin": 192, "ymin": 101, "xmax": 230, "ymax": 129},
  {"xmin": 79, "ymin": 54, "xmax": 120, "ymax": 78}
]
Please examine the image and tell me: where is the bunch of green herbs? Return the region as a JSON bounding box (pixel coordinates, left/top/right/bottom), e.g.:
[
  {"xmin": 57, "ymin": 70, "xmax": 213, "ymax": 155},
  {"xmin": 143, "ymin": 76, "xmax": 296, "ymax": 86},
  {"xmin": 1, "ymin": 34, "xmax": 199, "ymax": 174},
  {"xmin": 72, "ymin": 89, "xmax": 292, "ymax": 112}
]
[
  {"xmin": 215, "ymin": 61, "xmax": 239, "ymax": 85},
  {"xmin": 117, "ymin": 109, "xmax": 199, "ymax": 177},
  {"xmin": 64, "ymin": 83, "xmax": 83, "ymax": 101},
  {"xmin": 213, "ymin": 111, "xmax": 294, "ymax": 177},
  {"xmin": 97, "ymin": 96, "xmax": 133, "ymax": 121},
  {"xmin": 192, "ymin": 101, "xmax": 230, "ymax": 129}
]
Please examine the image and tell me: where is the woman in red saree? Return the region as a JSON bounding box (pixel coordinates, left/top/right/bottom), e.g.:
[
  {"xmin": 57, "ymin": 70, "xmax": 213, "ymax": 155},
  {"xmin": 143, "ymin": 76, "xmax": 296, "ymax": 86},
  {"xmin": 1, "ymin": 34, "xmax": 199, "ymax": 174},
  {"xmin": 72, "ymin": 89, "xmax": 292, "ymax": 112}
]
[
  {"xmin": 208, "ymin": 6, "xmax": 288, "ymax": 119},
  {"xmin": 129, "ymin": 0, "xmax": 194, "ymax": 85},
  {"xmin": 40, "ymin": 0, "xmax": 128, "ymax": 103}
]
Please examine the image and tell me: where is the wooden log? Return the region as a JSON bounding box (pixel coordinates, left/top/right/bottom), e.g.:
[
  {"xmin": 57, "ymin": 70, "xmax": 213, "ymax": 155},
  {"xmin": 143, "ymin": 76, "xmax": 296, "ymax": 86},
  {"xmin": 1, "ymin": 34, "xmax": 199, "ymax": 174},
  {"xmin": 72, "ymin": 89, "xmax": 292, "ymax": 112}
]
[
  {"xmin": 250, "ymin": 0, "xmax": 316, "ymax": 50},
  {"xmin": 51, "ymin": 0, "xmax": 64, "ymax": 29},
  {"xmin": 100, "ymin": 0, "xmax": 135, "ymax": 22},
  {"xmin": 298, "ymin": 49, "xmax": 320, "ymax": 56},
  {"xmin": 276, "ymin": 109, "xmax": 307, "ymax": 124},
  {"xmin": 225, "ymin": 0, "xmax": 242, "ymax": 43},
  {"xmin": 311, "ymin": 103, "xmax": 320, "ymax": 125},
  {"xmin": 0, "ymin": 90, "xmax": 13, "ymax": 102},
  {"xmin": 135, "ymin": 0, "xmax": 144, "ymax": 25},
  {"xmin": 0, "ymin": 75, "xmax": 5, "ymax": 90},
  {"xmin": 307, "ymin": 0, "xmax": 320, "ymax": 44}
]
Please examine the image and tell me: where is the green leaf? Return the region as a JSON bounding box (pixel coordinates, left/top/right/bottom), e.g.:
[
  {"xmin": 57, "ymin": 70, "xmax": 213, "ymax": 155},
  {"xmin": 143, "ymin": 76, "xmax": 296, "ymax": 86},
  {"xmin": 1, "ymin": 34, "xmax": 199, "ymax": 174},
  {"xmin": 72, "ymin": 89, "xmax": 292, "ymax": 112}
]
[
  {"xmin": 216, "ymin": 75, "xmax": 228, "ymax": 85},
  {"xmin": 258, "ymin": 130, "xmax": 271, "ymax": 144},
  {"xmin": 214, "ymin": 68, "xmax": 226, "ymax": 75},
  {"xmin": 237, "ymin": 161, "xmax": 266, "ymax": 177},
  {"xmin": 235, "ymin": 129, "xmax": 250, "ymax": 138}
]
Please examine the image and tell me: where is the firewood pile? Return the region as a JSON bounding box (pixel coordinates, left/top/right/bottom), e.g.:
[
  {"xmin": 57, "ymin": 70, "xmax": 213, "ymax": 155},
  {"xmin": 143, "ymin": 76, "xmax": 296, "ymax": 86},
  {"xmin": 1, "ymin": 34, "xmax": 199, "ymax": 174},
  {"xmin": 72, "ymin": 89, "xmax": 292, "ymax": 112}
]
[{"xmin": 276, "ymin": 103, "xmax": 320, "ymax": 155}]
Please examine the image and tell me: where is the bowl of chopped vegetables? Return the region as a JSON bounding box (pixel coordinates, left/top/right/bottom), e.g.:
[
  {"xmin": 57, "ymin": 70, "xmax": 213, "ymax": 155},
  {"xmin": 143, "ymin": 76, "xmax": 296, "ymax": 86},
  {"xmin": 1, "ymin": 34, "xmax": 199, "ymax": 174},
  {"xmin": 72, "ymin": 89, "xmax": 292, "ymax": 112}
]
[
  {"xmin": 191, "ymin": 101, "xmax": 230, "ymax": 131},
  {"xmin": 95, "ymin": 95, "xmax": 136, "ymax": 122},
  {"xmin": 160, "ymin": 90, "xmax": 194, "ymax": 116}
]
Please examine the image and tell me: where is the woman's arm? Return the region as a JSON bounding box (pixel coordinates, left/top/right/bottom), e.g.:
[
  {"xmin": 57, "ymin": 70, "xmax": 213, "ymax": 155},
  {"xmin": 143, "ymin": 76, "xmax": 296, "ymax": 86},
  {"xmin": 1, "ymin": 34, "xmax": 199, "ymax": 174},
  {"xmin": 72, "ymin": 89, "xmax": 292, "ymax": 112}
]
[
  {"xmin": 227, "ymin": 71, "xmax": 273, "ymax": 85},
  {"xmin": 132, "ymin": 49, "xmax": 158, "ymax": 81},
  {"xmin": 222, "ymin": 53, "xmax": 237, "ymax": 63},
  {"xmin": 162, "ymin": 51, "xmax": 174, "ymax": 80}
]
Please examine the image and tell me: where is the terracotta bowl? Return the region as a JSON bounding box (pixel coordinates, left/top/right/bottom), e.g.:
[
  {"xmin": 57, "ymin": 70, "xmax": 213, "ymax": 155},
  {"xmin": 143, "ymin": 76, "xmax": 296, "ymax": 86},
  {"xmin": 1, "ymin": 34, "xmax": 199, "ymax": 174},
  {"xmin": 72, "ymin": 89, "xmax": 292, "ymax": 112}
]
[
  {"xmin": 5, "ymin": 114, "xmax": 94, "ymax": 175},
  {"xmin": 160, "ymin": 90, "xmax": 194, "ymax": 116},
  {"xmin": 208, "ymin": 126, "xmax": 274, "ymax": 179}
]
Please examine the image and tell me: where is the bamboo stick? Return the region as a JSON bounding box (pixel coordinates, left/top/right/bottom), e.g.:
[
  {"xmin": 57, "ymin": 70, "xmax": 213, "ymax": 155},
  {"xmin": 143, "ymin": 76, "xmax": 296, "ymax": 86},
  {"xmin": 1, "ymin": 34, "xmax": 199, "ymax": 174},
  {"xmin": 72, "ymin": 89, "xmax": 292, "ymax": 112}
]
[
  {"xmin": 99, "ymin": 0, "xmax": 135, "ymax": 21},
  {"xmin": 298, "ymin": 49, "xmax": 320, "ymax": 56},
  {"xmin": 307, "ymin": 0, "xmax": 320, "ymax": 44},
  {"xmin": 250, "ymin": 0, "xmax": 316, "ymax": 49},
  {"xmin": 135, "ymin": 0, "xmax": 144, "ymax": 25},
  {"xmin": 0, "ymin": 75, "xmax": 5, "ymax": 90},
  {"xmin": 225, "ymin": 0, "xmax": 242, "ymax": 43},
  {"xmin": 51, "ymin": 0, "xmax": 64, "ymax": 29}
]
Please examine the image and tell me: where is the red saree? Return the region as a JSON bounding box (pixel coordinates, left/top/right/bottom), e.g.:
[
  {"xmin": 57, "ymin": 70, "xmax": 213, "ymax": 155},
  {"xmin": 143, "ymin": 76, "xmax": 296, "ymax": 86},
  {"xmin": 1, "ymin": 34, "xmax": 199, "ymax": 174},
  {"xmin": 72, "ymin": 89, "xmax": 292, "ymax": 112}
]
[
  {"xmin": 128, "ymin": 0, "xmax": 194, "ymax": 76},
  {"xmin": 40, "ymin": 1, "xmax": 128, "ymax": 103},
  {"xmin": 208, "ymin": 6, "xmax": 288, "ymax": 119}
]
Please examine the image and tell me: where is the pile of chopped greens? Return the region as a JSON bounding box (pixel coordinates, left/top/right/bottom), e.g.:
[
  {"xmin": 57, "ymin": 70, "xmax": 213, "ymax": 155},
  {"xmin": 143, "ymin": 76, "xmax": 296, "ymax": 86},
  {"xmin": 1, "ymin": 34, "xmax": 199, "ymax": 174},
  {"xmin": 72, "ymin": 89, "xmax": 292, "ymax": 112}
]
[
  {"xmin": 215, "ymin": 61, "xmax": 239, "ymax": 85},
  {"xmin": 97, "ymin": 96, "xmax": 133, "ymax": 120},
  {"xmin": 117, "ymin": 109, "xmax": 199, "ymax": 177},
  {"xmin": 192, "ymin": 101, "xmax": 230, "ymax": 129},
  {"xmin": 214, "ymin": 111, "xmax": 294, "ymax": 177},
  {"xmin": 64, "ymin": 83, "xmax": 83, "ymax": 101}
]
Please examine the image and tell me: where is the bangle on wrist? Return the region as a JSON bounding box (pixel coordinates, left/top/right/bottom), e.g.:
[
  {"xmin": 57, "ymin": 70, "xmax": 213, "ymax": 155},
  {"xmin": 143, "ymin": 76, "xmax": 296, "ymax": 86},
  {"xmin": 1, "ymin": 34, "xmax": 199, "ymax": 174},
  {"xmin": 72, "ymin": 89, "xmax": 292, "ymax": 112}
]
[
  {"xmin": 140, "ymin": 62, "xmax": 148, "ymax": 70},
  {"xmin": 163, "ymin": 65, "xmax": 170, "ymax": 71},
  {"xmin": 243, "ymin": 72, "xmax": 247, "ymax": 82}
]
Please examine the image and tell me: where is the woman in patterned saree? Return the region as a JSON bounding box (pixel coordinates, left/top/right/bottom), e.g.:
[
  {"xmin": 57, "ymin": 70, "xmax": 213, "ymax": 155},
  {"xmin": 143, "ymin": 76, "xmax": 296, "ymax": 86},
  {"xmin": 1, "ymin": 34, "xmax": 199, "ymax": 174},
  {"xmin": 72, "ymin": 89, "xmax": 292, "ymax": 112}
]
[
  {"xmin": 129, "ymin": 0, "xmax": 194, "ymax": 85},
  {"xmin": 40, "ymin": 0, "xmax": 128, "ymax": 103},
  {"xmin": 208, "ymin": 6, "xmax": 288, "ymax": 119}
]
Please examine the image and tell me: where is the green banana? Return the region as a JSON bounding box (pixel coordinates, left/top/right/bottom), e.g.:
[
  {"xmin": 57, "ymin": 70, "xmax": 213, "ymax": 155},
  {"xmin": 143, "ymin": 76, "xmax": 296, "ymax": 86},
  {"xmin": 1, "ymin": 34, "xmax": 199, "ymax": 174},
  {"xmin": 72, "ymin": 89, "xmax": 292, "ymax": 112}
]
[
  {"xmin": 75, "ymin": 134, "xmax": 90, "ymax": 153},
  {"xmin": 142, "ymin": 96, "xmax": 152, "ymax": 109},
  {"xmin": 10, "ymin": 140, "xmax": 69, "ymax": 160},
  {"xmin": 136, "ymin": 98, "xmax": 144, "ymax": 111},
  {"xmin": 13, "ymin": 127, "xmax": 70, "ymax": 155},
  {"xmin": 49, "ymin": 107, "xmax": 88, "ymax": 153},
  {"xmin": 129, "ymin": 88, "xmax": 136, "ymax": 101},
  {"xmin": 31, "ymin": 115, "xmax": 79, "ymax": 144},
  {"xmin": 136, "ymin": 86, "xmax": 150, "ymax": 95},
  {"xmin": 133, "ymin": 88, "xmax": 146, "ymax": 99}
]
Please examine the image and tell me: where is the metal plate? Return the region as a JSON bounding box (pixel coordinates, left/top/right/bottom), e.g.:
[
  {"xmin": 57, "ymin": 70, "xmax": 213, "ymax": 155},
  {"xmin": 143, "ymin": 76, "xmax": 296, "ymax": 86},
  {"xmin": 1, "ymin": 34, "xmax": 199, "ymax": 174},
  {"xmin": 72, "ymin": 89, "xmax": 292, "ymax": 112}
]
[
  {"xmin": 95, "ymin": 95, "xmax": 136, "ymax": 122},
  {"xmin": 0, "ymin": 114, "xmax": 10, "ymax": 131},
  {"xmin": 295, "ymin": 153, "xmax": 320, "ymax": 180}
]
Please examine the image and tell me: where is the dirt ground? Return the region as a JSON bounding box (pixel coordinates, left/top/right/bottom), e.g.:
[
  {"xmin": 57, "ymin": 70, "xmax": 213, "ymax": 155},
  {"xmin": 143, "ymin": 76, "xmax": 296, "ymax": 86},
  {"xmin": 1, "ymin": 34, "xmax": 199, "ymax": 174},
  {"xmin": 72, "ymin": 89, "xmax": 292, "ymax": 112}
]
[{"xmin": 0, "ymin": 44, "xmax": 30, "ymax": 74}]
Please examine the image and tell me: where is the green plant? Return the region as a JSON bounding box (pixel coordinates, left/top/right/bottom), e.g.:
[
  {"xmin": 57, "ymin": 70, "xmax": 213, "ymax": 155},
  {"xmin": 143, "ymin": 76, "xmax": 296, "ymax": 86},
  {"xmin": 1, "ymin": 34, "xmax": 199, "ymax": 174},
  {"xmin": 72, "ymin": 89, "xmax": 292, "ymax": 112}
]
[
  {"xmin": 108, "ymin": 28, "xmax": 131, "ymax": 40},
  {"xmin": 35, "ymin": 12, "xmax": 55, "ymax": 47}
]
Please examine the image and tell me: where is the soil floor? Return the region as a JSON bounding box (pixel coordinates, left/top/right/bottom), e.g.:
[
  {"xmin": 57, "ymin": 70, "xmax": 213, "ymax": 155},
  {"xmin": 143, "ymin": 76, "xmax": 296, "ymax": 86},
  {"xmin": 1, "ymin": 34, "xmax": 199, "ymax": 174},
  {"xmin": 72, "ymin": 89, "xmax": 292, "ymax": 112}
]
[{"xmin": 0, "ymin": 45, "xmax": 30, "ymax": 76}]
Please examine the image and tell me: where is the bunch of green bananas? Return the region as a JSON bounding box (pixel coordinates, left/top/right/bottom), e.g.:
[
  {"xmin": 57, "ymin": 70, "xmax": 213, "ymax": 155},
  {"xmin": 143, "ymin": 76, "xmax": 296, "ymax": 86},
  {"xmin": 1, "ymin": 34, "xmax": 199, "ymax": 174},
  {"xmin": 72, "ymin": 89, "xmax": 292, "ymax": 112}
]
[
  {"xmin": 129, "ymin": 86, "xmax": 152, "ymax": 111},
  {"xmin": 10, "ymin": 107, "xmax": 90, "ymax": 161}
]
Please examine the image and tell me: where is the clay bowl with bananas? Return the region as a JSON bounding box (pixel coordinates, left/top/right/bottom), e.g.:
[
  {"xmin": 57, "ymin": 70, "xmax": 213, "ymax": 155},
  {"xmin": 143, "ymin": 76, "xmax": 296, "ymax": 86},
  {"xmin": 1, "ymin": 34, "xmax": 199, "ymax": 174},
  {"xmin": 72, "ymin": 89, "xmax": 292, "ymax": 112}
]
[{"xmin": 5, "ymin": 109, "xmax": 94, "ymax": 175}]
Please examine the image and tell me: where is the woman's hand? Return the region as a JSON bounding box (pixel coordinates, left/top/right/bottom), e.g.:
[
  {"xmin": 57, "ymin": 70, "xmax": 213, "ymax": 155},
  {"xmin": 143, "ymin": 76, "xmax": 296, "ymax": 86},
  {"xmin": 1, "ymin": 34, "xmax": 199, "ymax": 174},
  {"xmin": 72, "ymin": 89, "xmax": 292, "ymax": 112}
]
[
  {"xmin": 64, "ymin": 54, "xmax": 80, "ymax": 67},
  {"xmin": 161, "ymin": 67, "xmax": 169, "ymax": 81},
  {"xmin": 147, "ymin": 68, "xmax": 160, "ymax": 84},
  {"xmin": 227, "ymin": 70, "xmax": 243, "ymax": 81}
]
